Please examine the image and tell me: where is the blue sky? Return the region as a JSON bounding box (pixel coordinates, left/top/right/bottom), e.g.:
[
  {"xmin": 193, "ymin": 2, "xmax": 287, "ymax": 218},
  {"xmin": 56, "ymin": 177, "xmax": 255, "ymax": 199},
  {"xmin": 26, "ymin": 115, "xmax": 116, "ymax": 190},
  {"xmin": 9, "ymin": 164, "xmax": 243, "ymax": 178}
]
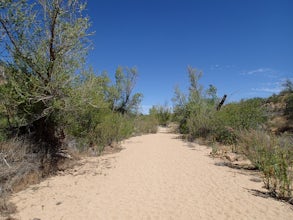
[{"xmin": 86, "ymin": 0, "xmax": 293, "ymax": 113}]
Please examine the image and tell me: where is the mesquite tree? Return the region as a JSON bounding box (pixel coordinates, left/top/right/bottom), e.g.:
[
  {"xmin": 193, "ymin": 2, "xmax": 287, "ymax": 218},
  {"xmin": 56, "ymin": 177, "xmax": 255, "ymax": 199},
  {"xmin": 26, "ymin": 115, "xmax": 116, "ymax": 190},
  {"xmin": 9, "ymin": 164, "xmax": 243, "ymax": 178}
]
[
  {"xmin": 108, "ymin": 67, "xmax": 143, "ymax": 115},
  {"xmin": 0, "ymin": 0, "xmax": 91, "ymax": 153}
]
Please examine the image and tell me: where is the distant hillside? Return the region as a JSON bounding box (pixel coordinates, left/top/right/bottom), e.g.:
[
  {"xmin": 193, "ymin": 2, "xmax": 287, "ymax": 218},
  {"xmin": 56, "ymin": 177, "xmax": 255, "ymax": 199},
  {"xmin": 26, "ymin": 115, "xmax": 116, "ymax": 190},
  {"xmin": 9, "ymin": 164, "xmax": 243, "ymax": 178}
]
[{"xmin": 265, "ymin": 89, "xmax": 293, "ymax": 134}]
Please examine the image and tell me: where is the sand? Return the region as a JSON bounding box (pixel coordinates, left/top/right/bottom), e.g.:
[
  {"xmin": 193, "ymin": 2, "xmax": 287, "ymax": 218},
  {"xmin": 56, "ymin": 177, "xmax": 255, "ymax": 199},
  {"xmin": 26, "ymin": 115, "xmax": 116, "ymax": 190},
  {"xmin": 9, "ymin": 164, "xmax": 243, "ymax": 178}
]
[{"xmin": 9, "ymin": 127, "xmax": 293, "ymax": 219}]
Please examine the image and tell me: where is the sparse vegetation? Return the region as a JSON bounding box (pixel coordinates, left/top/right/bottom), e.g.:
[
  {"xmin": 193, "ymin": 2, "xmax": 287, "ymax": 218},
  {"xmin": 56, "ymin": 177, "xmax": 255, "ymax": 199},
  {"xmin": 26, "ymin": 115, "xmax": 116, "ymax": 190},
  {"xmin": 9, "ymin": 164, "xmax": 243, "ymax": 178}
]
[
  {"xmin": 0, "ymin": 0, "xmax": 292, "ymax": 217},
  {"xmin": 172, "ymin": 69, "xmax": 293, "ymax": 201},
  {"xmin": 237, "ymin": 130, "xmax": 292, "ymax": 198}
]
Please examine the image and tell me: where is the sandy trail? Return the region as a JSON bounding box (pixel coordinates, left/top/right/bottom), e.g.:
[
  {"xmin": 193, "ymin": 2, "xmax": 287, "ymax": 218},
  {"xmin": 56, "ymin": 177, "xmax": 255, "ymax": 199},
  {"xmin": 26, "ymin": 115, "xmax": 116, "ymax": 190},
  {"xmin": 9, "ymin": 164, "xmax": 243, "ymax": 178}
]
[{"xmin": 9, "ymin": 128, "xmax": 293, "ymax": 220}]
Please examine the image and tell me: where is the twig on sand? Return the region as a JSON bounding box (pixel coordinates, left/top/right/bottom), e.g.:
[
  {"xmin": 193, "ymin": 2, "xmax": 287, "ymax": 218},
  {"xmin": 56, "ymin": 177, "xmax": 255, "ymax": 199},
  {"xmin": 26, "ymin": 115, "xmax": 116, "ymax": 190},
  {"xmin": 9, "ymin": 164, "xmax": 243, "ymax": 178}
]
[{"xmin": 0, "ymin": 153, "xmax": 11, "ymax": 168}]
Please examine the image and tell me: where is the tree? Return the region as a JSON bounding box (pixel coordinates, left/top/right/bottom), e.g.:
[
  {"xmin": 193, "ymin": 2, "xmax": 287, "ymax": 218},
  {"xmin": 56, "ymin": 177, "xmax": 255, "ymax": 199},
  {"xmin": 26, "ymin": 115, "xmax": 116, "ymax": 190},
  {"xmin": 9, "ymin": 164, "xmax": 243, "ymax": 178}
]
[
  {"xmin": 188, "ymin": 66, "xmax": 203, "ymax": 103},
  {"xmin": 282, "ymin": 79, "xmax": 293, "ymax": 94},
  {"xmin": 108, "ymin": 66, "xmax": 143, "ymax": 114},
  {"xmin": 149, "ymin": 104, "xmax": 171, "ymax": 126},
  {"xmin": 172, "ymin": 66, "xmax": 220, "ymax": 138},
  {"xmin": 0, "ymin": 0, "xmax": 91, "ymax": 154},
  {"xmin": 172, "ymin": 85, "xmax": 189, "ymax": 133}
]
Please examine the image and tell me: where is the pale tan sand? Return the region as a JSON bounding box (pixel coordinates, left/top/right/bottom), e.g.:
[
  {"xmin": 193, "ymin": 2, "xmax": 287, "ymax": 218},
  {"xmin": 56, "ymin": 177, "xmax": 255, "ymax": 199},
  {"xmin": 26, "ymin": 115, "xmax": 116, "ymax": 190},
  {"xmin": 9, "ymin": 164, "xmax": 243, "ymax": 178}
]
[{"xmin": 9, "ymin": 128, "xmax": 293, "ymax": 220}]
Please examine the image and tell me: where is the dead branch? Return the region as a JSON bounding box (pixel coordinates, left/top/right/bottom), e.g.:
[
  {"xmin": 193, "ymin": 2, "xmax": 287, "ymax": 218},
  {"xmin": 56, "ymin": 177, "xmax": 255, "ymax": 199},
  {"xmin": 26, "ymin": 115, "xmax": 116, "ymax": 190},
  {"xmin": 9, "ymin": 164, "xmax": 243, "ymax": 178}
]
[
  {"xmin": 0, "ymin": 153, "xmax": 11, "ymax": 168},
  {"xmin": 217, "ymin": 94, "xmax": 227, "ymax": 111}
]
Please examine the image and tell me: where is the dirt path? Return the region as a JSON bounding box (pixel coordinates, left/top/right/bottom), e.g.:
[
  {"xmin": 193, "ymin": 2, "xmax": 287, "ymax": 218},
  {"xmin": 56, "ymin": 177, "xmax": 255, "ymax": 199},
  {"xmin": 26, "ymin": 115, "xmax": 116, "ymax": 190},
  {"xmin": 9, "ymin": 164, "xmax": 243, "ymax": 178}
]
[{"xmin": 9, "ymin": 128, "xmax": 293, "ymax": 220}]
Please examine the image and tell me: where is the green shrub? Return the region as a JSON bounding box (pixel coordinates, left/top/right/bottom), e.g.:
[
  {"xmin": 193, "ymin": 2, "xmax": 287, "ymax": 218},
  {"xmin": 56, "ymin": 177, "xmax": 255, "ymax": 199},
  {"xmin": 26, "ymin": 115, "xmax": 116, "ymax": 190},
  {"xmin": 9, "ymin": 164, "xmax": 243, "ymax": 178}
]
[
  {"xmin": 238, "ymin": 130, "xmax": 293, "ymax": 198},
  {"xmin": 186, "ymin": 102, "xmax": 216, "ymax": 139},
  {"xmin": 149, "ymin": 105, "xmax": 171, "ymax": 126},
  {"xmin": 63, "ymin": 70, "xmax": 146, "ymax": 153},
  {"xmin": 213, "ymin": 126, "xmax": 237, "ymax": 145},
  {"xmin": 66, "ymin": 109, "xmax": 136, "ymax": 153},
  {"xmin": 172, "ymin": 67, "xmax": 218, "ymax": 139},
  {"xmin": 94, "ymin": 113, "xmax": 134, "ymax": 149},
  {"xmin": 216, "ymin": 98, "xmax": 266, "ymax": 129},
  {"xmin": 213, "ymin": 98, "xmax": 267, "ymax": 144},
  {"xmin": 0, "ymin": 114, "xmax": 7, "ymax": 142},
  {"xmin": 173, "ymin": 104, "xmax": 189, "ymax": 134},
  {"xmin": 266, "ymin": 94, "xmax": 279, "ymax": 104},
  {"xmin": 134, "ymin": 115, "xmax": 158, "ymax": 134},
  {"xmin": 284, "ymin": 93, "xmax": 293, "ymax": 120}
]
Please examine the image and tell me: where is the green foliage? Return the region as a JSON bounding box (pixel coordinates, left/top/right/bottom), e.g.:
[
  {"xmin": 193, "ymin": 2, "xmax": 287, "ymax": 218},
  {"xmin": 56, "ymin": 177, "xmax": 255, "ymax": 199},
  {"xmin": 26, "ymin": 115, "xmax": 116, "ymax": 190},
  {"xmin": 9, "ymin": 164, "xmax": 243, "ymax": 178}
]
[
  {"xmin": 266, "ymin": 93, "xmax": 279, "ymax": 104},
  {"xmin": 172, "ymin": 67, "xmax": 267, "ymax": 145},
  {"xmin": 108, "ymin": 66, "xmax": 143, "ymax": 114},
  {"xmin": 134, "ymin": 115, "xmax": 158, "ymax": 134},
  {"xmin": 212, "ymin": 98, "xmax": 267, "ymax": 144},
  {"xmin": 149, "ymin": 104, "xmax": 171, "ymax": 126},
  {"xmin": 0, "ymin": 0, "xmax": 91, "ymax": 151},
  {"xmin": 284, "ymin": 93, "xmax": 293, "ymax": 120},
  {"xmin": 0, "ymin": 81, "xmax": 8, "ymax": 141},
  {"xmin": 172, "ymin": 67, "xmax": 292, "ymax": 200},
  {"xmin": 280, "ymin": 78, "xmax": 293, "ymax": 121},
  {"xmin": 172, "ymin": 67, "xmax": 218, "ymax": 139},
  {"xmin": 238, "ymin": 130, "xmax": 293, "ymax": 198},
  {"xmin": 216, "ymin": 98, "xmax": 267, "ymax": 130},
  {"xmin": 94, "ymin": 113, "xmax": 134, "ymax": 151},
  {"xmin": 0, "ymin": 1, "xmax": 150, "ymax": 158},
  {"xmin": 172, "ymin": 86, "xmax": 188, "ymax": 133},
  {"xmin": 63, "ymin": 69, "xmax": 150, "ymax": 153}
]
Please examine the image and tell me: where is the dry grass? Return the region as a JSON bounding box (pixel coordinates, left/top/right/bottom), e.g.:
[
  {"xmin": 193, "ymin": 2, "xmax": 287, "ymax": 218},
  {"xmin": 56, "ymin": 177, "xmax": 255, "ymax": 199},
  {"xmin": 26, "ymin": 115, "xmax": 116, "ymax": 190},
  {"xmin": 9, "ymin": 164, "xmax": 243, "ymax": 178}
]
[
  {"xmin": 0, "ymin": 139, "xmax": 36, "ymax": 218},
  {"xmin": 0, "ymin": 139, "xmax": 41, "ymax": 190},
  {"xmin": 0, "ymin": 138, "xmax": 78, "ymax": 219}
]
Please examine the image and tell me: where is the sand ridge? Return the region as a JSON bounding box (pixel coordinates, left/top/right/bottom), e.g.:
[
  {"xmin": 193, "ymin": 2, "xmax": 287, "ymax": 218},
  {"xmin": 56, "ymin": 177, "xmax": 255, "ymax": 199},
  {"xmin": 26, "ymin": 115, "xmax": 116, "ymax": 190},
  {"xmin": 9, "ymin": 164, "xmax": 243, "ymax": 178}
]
[{"xmin": 9, "ymin": 128, "xmax": 293, "ymax": 219}]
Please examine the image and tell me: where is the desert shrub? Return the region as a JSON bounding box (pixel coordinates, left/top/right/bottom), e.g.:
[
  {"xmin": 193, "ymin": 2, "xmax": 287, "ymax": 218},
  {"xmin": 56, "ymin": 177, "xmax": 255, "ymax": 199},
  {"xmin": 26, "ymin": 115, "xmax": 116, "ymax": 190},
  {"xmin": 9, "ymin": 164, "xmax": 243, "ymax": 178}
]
[
  {"xmin": 281, "ymin": 79, "xmax": 293, "ymax": 95},
  {"xmin": 216, "ymin": 98, "xmax": 266, "ymax": 130},
  {"xmin": 172, "ymin": 102, "xmax": 189, "ymax": 134},
  {"xmin": 213, "ymin": 98, "xmax": 267, "ymax": 144},
  {"xmin": 66, "ymin": 108, "xmax": 136, "ymax": 154},
  {"xmin": 0, "ymin": 118, "xmax": 7, "ymax": 142},
  {"xmin": 64, "ymin": 72, "xmax": 109, "ymax": 151},
  {"xmin": 149, "ymin": 104, "xmax": 171, "ymax": 126},
  {"xmin": 172, "ymin": 67, "xmax": 218, "ymax": 139},
  {"xmin": 186, "ymin": 101, "xmax": 216, "ymax": 140},
  {"xmin": 71, "ymin": 112, "xmax": 158, "ymax": 153},
  {"xmin": 284, "ymin": 93, "xmax": 293, "ymax": 120},
  {"xmin": 238, "ymin": 129, "xmax": 293, "ymax": 198},
  {"xmin": 172, "ymin": 68, "xmax": 267, "ymax": 145},
  {"xmin": 64, "ymin": 70, "xmax": 144, "ymax": 153},
  {"xmin": 134, "ymin": 115, "xmax": 158, "ymax": 134},
  {"xmin": 94, "ymin": 113, "xmax": 134, "ymax": 150},
  {"xmin": 213, "ymin": 125, "xmax": 237, "ymax": 145},
  {"xmin": 267, "ymin": 94, "xmax": 279, "ymax": 104},
  {"xmin": 0, "ymin": 84, "xmax": 7, "ymax": 141}
]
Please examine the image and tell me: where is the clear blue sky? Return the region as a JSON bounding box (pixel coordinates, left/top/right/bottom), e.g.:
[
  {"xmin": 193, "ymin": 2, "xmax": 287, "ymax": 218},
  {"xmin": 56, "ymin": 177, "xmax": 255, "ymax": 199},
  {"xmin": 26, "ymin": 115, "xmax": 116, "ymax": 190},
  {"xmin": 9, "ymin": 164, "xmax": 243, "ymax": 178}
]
[{"xmin": 86, "ymin": 0, "xmax": 293, "ymax": 113}]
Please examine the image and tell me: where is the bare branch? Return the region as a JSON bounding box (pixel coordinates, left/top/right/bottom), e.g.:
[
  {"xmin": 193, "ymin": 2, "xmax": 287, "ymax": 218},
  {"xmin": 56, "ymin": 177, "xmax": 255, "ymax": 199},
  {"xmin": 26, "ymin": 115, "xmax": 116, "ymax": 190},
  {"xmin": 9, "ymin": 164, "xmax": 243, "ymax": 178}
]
[
  {"xmin": 0, "ymin": 153, "xmax": 11, "ymax": 168},
  {"xmin": 47, "ymin": 2, "xmax": 60, "ymax": 80}
]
